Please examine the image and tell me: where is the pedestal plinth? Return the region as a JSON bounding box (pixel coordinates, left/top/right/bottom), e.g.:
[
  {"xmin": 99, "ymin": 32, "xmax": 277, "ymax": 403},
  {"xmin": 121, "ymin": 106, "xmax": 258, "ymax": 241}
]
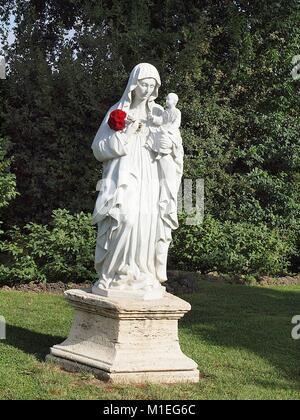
[{"xmin": 47, "ymin": 289, "xmax": 199, "ymax": 384}]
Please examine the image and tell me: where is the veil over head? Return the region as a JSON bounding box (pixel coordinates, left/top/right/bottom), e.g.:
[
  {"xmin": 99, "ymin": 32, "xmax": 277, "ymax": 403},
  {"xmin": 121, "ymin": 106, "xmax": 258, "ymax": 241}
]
[
  {"xmin": 92, "ymin": 63, "xmax": 161, "ymax": 156},
  {"xmin": 115, "ymin": 63, "xmax": 161, "ymax": 112}
]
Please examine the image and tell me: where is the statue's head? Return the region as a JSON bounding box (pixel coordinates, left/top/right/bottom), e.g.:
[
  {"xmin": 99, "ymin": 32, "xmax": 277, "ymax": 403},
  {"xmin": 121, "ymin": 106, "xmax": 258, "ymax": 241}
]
[
  {"xmin": 133, "ymin": 77, "xmax": 157, "ymax": 101},
  {"xmin": 166, "ymin": 93, "xmax": 179, "ymax": 108},
  {"xmin": 118, "ymin": 63, "xmax": 161, "ymax": 111}
]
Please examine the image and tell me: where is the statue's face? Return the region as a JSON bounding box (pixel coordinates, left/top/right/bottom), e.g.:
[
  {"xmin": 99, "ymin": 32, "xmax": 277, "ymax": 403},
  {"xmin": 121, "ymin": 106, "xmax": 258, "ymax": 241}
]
[
  {"xmin": 166, "ymin": 94, "xmax": 178, "ymax": 108},
  {"xmin": 134, "ymin": 78, "xmax": 156, "ymax": 100}
]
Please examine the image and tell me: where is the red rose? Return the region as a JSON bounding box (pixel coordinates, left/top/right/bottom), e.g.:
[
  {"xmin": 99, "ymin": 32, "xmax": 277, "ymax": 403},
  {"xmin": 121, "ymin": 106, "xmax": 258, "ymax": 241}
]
[{"xmin": 108, "ymin": 109, "xmax": 127, "ymax": 131}]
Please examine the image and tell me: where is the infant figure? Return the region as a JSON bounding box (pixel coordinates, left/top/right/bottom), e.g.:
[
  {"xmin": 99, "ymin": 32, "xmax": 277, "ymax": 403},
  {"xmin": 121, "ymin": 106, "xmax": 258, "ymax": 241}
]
[{"xmin": 148, "ymin": 93, "xmax": 182, "ymax": 160}]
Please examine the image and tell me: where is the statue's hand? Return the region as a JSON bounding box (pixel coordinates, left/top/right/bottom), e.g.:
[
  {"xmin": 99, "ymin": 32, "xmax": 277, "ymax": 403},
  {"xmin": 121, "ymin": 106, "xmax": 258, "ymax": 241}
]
[
  {"xmin": 148, "ymin": 112, "xmax": 154, "ymax": 123},
  {"xmin": 125, "ymin": 120, "xmax": 140, "ymax": 136}
]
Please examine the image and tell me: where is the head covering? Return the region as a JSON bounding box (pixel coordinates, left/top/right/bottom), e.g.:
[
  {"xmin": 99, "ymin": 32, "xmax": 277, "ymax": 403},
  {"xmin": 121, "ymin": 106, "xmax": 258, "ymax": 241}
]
[
  {"xmin": 116, "ymin": 63, "xmax": 161, "ymax": 112},
  {"xmin": 92, "ymin": 63, "xmax": 161, "ymax": 155}
]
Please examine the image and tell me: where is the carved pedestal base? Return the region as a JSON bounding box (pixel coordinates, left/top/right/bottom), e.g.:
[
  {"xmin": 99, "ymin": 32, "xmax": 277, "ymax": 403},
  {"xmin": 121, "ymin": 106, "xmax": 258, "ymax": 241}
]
[
  {"xmin": 47, "ymin": 289, "xmax": 199, "ymax": 384},
  {"xmin": 92, "ymin": 284, "xmax": 166, "ymax": 301}
]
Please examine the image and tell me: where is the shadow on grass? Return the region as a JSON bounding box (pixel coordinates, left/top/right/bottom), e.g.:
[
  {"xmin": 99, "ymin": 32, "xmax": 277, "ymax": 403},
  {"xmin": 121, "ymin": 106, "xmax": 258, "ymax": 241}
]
[
  {"xmin": 5, "ymin": 324, "xmax": 64, "ymax": 362},
  {"xmin": 3, "ymin": 282, "xmax": 300, "ymax": 385},
  {"xmin": 179, "ymin": 281, "xmax": 300, "ymax": 383}
]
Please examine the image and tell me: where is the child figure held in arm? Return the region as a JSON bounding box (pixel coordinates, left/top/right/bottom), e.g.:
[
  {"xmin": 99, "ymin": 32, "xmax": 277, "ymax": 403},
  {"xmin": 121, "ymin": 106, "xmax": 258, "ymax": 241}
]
[
  {"xmin": 147, "ymin": 93, "xmax": 184, "ymax": 235},
  {"xmin": 148, "ymin": 93, "xmax": 183, "ymax": 161}
]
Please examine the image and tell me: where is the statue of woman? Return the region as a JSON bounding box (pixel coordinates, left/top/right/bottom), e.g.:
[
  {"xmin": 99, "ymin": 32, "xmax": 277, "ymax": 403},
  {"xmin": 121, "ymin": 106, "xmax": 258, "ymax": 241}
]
[{"xmin": 91, "ymin": 63, "xmax": 184, "ymax": 300}]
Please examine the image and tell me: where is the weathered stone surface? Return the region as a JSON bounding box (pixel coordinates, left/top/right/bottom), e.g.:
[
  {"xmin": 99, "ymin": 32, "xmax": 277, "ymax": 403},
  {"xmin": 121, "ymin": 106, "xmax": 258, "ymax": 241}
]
[{"xmin": 47, "ymin": 288, "xmax": 199, "ymax": 384}]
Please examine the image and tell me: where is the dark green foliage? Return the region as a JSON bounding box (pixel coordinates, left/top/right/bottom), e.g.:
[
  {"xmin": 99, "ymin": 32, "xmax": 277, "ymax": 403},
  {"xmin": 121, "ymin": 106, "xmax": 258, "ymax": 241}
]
[
  {"xmin": 170, "ymin": 214, "xmax": 294, "ymax": 276},
  {"xmin": 0, "ymin": 209, "xmax": 96, "ymax": 284},
  {"xmin": 0, "ymin": 0, "xmax": 299, "ymax": 278},
  {"xmin": 0, "ymin": 209, "xmax": 293, "ymax": 285},
  {"xmin": 0, "ymin": 137, "xmax": 17, "ymax": 239},
  {"xmin": 0, "ymin": 137, "xmax": 17, "ymax": 212}
]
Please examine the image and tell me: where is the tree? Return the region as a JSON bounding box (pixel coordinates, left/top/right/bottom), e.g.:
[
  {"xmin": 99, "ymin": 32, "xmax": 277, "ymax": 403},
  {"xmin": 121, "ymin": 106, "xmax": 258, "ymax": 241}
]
[
  {"xmin": 0, "ymin": 137, "xmax": 17, "ymax": 229},
  {"xmin": 0, "ymin": 0, "xmax": 299, "ymax": 272}
]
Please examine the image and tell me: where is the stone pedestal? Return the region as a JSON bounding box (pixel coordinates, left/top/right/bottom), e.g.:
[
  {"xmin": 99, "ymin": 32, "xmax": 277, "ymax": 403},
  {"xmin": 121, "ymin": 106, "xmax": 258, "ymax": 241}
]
[{"xmin": 47, "ymin": 289, "xmax": 199, "ymax": 384}]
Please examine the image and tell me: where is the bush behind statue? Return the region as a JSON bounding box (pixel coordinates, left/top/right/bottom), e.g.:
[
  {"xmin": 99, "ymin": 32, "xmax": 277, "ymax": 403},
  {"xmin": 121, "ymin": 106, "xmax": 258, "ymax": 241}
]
[
  {"xmin": 169, "ymin": 213, "xmax": 295, "ymax": 277},
  {"xmin": 0, "ymin": 209, "xmax": 295, "ymax": 285},
  {"xmin": 0, "ymin": 209, "xmax": 97, "ymax": 285}
]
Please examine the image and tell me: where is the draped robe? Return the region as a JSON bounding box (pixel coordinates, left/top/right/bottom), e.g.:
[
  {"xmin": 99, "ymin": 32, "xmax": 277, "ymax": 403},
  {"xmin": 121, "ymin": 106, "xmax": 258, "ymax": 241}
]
[{"xmin": 91, "ymin": 64, "xmax": 183, "ymax": 294}]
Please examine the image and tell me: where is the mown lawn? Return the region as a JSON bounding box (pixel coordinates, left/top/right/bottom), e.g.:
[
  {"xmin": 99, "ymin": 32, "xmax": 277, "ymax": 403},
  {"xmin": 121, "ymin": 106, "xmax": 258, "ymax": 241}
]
[{"xmin": 0, "ymin": 281, "xmax": 299, "ymax": 400}]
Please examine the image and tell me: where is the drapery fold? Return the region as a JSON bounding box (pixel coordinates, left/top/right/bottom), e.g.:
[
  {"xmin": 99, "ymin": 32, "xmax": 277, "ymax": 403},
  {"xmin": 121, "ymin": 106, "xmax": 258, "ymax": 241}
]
[{"xmin": 91, "ymin": 63, "xmax": 183, "ymax": 291}]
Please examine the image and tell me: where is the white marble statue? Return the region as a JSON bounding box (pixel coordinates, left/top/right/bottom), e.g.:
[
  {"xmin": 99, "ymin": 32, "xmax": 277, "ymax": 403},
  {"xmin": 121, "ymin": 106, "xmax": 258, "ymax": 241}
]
[
  {"xmin": 147, "ymin": 92, "xmax": 183, "ymax": 161},
  {"xmin": 91, "ymin": 63, "xmax": 184, "ymax": 300}
]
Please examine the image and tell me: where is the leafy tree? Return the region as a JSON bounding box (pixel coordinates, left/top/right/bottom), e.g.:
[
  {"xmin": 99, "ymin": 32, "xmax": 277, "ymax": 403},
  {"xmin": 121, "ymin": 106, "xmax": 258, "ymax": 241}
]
[
  {"xmin": 0, "ymin": 137, "xmax": 17, "ymax": 214},
  {"xmin": 0, "ymin": 0, "xmax": 299, "ymax": 274},
  {"xmin": 0, "ymin": 137, "xmax": 17, "ymax": 252}
]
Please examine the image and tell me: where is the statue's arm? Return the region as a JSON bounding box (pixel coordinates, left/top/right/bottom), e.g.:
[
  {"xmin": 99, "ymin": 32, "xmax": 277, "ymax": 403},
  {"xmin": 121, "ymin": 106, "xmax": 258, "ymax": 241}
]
[
  {"xmin": 152, "ymin": 115, "xmax": 164, "ymax": 126},
  {"xmin": 173, "ymin": 109, "xmax": 182, "ymax": 129},
  {"xmin": 93, "ymin": 130, "xmax": 129, "ymax": 163},
  {"xmin": 166, "ymin": 110, "xmax": 183, "ymax": 153},
  {"xmin": 91, "ymin": 109, "xmax": 129, "ymax": 163}
]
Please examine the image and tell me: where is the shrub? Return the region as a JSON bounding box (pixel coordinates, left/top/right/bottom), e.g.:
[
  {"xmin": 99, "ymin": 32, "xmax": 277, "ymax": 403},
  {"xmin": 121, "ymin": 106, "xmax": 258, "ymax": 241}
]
[
  {"xmin": 0, "ymin": 209, "xmax": 96, "ymax": 285},
  {"xmin": 0, "ymin": 209, "xmax": 296, "ymax": 286},
  {"xmin": 170, "ymin": 214, "xmax": 294, "ymax": 277}
]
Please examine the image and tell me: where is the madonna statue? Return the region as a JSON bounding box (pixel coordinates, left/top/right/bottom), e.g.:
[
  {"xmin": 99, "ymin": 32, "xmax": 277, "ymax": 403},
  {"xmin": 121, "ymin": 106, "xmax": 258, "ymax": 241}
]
[
  {"xmin": 91, "ymin": 63, "xmax": 184, "ymax": 300},
  {"xmin": 47, "ymin": 63, "xmax": 199, "ymax": 385}
]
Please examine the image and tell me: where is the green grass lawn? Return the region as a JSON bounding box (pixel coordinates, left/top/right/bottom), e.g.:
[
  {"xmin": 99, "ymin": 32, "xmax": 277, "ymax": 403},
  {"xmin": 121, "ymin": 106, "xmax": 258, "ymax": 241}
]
[{"xmin": 0, "ymin": 281, "xmax": 299, "ymax": 400}]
